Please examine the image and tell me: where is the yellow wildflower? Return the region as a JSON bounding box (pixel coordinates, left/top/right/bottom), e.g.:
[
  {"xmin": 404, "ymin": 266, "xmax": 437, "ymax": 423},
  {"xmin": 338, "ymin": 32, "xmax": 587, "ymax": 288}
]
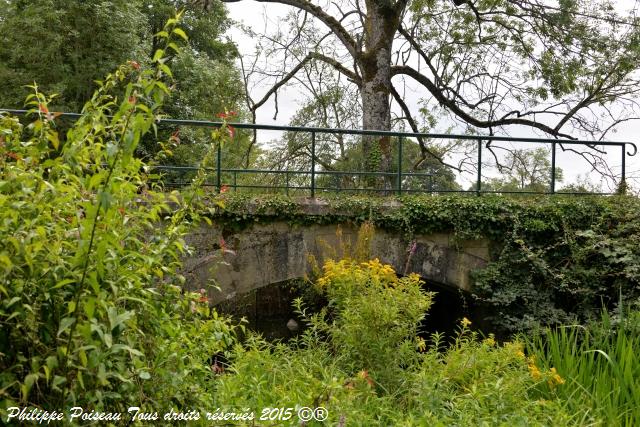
[
  {"xmin": 548, "ymin": 367, "xmax": 565, "ymax": 386},
  {"xmin": 503, "ymin": 341, "xmax": 525, "ymax": 359},
  {"xmin": 528, "ymin": 363, "xmax": 541, "ymax": 380},
  {"xmin": 461, "ymin": 317, "xmax": 472, "ymax": 328},
  {"xmin": 483, "ymin": 334, "xmax": 496, "ymax": 347}
]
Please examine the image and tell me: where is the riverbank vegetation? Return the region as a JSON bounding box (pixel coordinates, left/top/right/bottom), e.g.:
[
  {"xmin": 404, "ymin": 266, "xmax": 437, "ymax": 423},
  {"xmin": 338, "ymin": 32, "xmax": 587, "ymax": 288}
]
[{"xmin": 1, "ymin": 16, "xmax": 639, "ymax": 426}]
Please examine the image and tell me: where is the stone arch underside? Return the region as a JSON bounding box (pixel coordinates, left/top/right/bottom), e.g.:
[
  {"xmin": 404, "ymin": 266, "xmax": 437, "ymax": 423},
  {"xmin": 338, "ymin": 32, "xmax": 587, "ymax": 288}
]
[{"xmin": 182, "ymin": 222, "xmax": 490, "ymax": 304}]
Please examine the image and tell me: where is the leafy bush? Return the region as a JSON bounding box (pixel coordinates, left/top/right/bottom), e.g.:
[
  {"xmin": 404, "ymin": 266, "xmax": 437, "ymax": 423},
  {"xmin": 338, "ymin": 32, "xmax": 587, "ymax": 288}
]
[
  {"xmin": 0, "ymin": 16, "xmax": 240, "ymax": 415},
  {"xmin": 472, "ymin": 196, "xmax": 640, "ymax": 334},
  {"xmin": 211, "ymin": 193, "xmax": 640, "ymax": 335},
  {"xmin": 312, "ymin": 258, "xmax": 432, "ymax": 392},
  {"xmin": 217, "ymin": 253, "xmax": 577, "ymax": 425}
]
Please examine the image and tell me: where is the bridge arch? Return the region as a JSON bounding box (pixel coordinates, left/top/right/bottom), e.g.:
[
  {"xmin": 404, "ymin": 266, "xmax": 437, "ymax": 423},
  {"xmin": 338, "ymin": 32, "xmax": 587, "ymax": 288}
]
[{"xmin": 182, "ymin": 222, "xmax": 490, "ymax": 304}]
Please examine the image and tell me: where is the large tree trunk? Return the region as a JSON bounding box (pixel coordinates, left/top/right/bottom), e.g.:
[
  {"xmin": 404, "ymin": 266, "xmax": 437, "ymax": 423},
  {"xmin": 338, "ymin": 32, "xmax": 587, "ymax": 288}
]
[{"xmin": 360, "ymin": 5, "xmax": 395, "ymax": 188}]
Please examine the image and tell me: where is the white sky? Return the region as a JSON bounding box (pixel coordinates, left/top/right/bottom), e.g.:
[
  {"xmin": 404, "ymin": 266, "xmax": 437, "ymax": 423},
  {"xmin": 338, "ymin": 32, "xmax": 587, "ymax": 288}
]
[{"xmin": 226, "ymin": 2, "xmax": 640, "ymax": 190}]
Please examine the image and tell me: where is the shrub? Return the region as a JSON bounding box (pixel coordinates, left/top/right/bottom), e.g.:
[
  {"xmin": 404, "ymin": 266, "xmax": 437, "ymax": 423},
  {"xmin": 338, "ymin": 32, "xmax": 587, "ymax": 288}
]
[
  {"xmin": 0, "ymin": 15, "xmax": 240, "ymax": 416},
  {"xmin": 217, "ymin": 251, "xmax": 577, "ymax": 425}
]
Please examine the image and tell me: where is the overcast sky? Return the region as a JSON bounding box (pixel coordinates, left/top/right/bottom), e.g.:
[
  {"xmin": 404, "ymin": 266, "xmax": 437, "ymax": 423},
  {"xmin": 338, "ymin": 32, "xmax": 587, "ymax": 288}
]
[{"xmin": 225, "ymin": 2, "xmax": 640, "ymax": 189}]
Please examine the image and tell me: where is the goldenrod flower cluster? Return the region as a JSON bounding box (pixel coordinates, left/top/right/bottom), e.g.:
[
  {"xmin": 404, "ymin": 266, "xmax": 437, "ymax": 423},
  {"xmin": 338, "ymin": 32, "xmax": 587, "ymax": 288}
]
[
  {"xmin": 316, "ymin": 258, "xmax": 399, "ymax": 290},
  {"xmin": 527, "ymin": 355, "xmax": 565, "ymax": 387}
]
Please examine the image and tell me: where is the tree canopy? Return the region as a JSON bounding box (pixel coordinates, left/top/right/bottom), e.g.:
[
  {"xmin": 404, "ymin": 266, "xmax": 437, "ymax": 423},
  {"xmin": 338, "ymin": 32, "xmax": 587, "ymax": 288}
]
[
  {"xmin": 0, "ymin": 0, "xmax": 240, "ymax": 116},
  {"xmin": 0, "ymin": 0, "xmax": 254, "ymax": 169},
  {"xmin": 229, "ymin": 0, "xmax": 640, "ymax": 179}
]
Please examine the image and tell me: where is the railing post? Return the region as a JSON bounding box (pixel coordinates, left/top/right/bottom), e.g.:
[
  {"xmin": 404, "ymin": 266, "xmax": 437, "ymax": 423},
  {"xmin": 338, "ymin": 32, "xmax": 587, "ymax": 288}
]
[
  {"xmin": 216, "ymin": 142, "xmax": 221, "ymax": 193},
  {"xmin": 621, "ymin": 145, "xmax": 626, "ymax": 189},
  {"xmin": 310, "ymin": 131, "xmax": 316, "ymax": 198},
  {"xmin": 397, "ymin": 136, "xmax": 403, "ymax": 196},
  {"xmin": 551, "ymin": 141, "xmax": 556, "ymax": 194},
  {"xmin": 286, "ymin": 171, "xmax": 289, "ymax": 196},
  {"xmin": 233, "ymin": 170, "xmax": 237, "ymax": 192},
  {"xmin": 476, "ymin": 139, "xmax": 482, "ymax": 195}
]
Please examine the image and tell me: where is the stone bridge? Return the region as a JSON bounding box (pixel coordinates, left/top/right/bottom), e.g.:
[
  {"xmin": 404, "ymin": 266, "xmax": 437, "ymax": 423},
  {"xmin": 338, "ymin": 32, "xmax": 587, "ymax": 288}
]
[{"xmin": 183, "ymin": 220, "xmax": 490, "ymax": 304}]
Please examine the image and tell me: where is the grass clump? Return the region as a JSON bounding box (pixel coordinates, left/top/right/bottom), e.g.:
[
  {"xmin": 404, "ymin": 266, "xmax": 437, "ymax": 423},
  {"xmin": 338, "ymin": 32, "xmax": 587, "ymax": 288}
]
[{"xmin": 526, "ymin": 307, "xmax": 640, "ymax": 426}]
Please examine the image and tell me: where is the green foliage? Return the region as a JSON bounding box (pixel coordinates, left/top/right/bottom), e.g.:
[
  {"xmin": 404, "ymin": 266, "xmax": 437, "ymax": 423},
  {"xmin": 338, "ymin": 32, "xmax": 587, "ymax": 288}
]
[
  {"xmin": 0, "ymin": 0, "xmax": 147, "ymax": 111},
  {"xmin": 473, "ymin": 196, "xmax": 640, "ymax": 334},
  {"xmin": 135, "ymin": 0, "xmax": 253, "ymax": 167},
  {"xmin": 0, "ymin": 0, "xmax": 253, "ymax": 190},
  {"xmin": 526, "ymin": 308, "xmax": 640, "ymax": 426},
  {"xmin": 482, "ymin": 147, "xmax": 563, "ymax": 193},
  {"xmin": 217, "ymin": 255, "xmax": 576, "ymax": 425},
  {"xmin": 0, "ymin": 19, "xmax": 240, "ymax": 415},
  {"xmin": 0, "ymin": 1, "xmax": 244, "ymax": 129},
  {"xmin": 313, "ymin": 258, "xmax": 432, "ymax": 391},
  {"xmin": 208, "ymin": 193, "xmax": 640, "ymax": 335}
]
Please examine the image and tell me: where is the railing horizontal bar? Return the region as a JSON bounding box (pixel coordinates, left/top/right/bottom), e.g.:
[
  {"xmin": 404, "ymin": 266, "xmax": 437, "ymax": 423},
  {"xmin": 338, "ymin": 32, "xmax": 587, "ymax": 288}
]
[
  {"xmin": 310, "ymin": 186, "xmax": 395, "ymax": 193},
  {"xmin": 222, "ymin": 184, "xmax": 313, "ymax": 190},
  {"xmin": 1, "ymin": 109, "xmax": 635, "ymax": 149},
  {"xmin": 401, "ymin": 189, "xmax": 478, "ymax": 194},
  {"xmin": 476, "ymin": 190, "xmax": 612, "ymax": 195},
  {"xmin": 402, "ymin": 172, "xmax": 435, "ymax": 177},
  {"xmin": 149, "ymin": 165, "xmax": 215, "ymax": 171},
  {"xmin": 314, "ymin": 170, "xmax": 396, "ymax": 177},
  {"xmin": 150, "ymin": 166, "xmax": 434, "ymax": 178}
]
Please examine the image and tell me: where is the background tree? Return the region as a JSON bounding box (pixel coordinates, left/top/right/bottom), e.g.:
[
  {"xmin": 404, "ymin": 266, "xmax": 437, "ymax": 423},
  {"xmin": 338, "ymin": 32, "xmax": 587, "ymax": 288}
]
[
  {"xmin": 228, "ymin": 0, "xmax": 640, "ymax": 186},
  {"xmin": 482, "ymin": 147, "xmax": 563, "ymax": 193},
  {"xmin": 135, "ymin": 0, "xmax": 253, "ymax": 168},
  {"xmin": 0, "ymin": 0, "xmax": 147, "ymax": 111},
  {"xmin": 250, "ymin": 33, "xmax": 461, "ymax": 192},
  {"xmin": 0, "ymin": 0, "xmax": 255, "ymax": 179}
]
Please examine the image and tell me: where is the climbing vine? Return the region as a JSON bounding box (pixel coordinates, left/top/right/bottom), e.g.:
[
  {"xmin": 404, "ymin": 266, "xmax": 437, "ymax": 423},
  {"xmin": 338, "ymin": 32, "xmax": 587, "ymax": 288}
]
[{"xmin": 205, "ymin": 193, "xmax": 640, "ymax": 334}]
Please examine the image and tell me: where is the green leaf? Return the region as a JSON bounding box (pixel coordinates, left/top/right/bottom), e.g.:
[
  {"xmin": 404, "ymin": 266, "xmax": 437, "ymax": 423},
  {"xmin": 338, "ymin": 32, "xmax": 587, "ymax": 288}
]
[
  {"xmin": 158, "ymin": 63, "xmax": 173, "ymax": 78},
  {"xmin": 53, "ymin": 278, "xmax": 75, "ymax": 289},
  {"xmin": 172, "ymin": 28, "xmax": 188, "ymax": 41},
  {"xmin": 79, "ymin": 349, "xmax": 88, "ymax": 367},
  {"xmin": 48, "ymin": 131, "xmax": 60, "ymax": 150},
  {"xmin": 103, "ymin": 333, "xmax": 113, "ymax": 348},
  {"xmin": 84, "ymin": 297, "xmax": 96, "ymax": 318},
  {"xmin": 57, "ymin": 317, "xmax": 76, "ymax": 337},
  {"xmin": 152, "ymin": 49, "xmax": 165, "ymax": 63}
]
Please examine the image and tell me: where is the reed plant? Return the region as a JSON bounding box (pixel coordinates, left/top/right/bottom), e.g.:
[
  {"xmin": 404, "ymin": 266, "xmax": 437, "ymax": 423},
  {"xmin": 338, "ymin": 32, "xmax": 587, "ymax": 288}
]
[{"xmin": 526, "ymin": 306, "xmax": 640, "ymax": 426}]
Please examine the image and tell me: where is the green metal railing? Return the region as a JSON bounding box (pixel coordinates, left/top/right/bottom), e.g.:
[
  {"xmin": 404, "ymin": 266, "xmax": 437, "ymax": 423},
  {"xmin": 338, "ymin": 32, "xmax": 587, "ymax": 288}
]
[{"xmin": 1, "ymin": 109, "xmax": 637, "ymax": 196}]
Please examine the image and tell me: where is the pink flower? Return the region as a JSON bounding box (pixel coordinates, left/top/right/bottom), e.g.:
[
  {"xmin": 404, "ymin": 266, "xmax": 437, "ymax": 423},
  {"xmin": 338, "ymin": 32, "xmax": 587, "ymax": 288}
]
[
  {"xmin": 215, "ymin": 111, "xmax": 238, "ymax": 120},
  {"xmin": 198, "ymin": 288, "xmax": 209, "ymax": 303},
  {"xmin": 170, "ymin": 129, "xmax": 180, "ymax": 144}
]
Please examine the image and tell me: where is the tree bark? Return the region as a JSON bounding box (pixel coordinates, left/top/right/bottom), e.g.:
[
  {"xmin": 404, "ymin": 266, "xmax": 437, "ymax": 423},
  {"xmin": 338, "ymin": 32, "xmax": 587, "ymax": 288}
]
[{"xmin": 359, "ymin": 3, "xmax": 396, "ymax": 187}]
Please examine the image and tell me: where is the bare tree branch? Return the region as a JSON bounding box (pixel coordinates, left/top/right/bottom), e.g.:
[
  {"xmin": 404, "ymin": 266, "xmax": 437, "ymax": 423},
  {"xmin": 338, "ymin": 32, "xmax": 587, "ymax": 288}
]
[
  {"xmin": 392, "ymin": 64, "xmax": 576, "ymax": 139},
  {"xmin": 222, "ymin": 0, "xmax": 359, "ymax": 55}
]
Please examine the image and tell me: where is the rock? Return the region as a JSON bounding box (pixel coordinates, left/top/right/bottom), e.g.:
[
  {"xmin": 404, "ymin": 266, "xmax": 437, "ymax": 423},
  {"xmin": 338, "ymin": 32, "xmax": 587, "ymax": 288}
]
[{"xmin": 286, "ymin": 318, "xmax": 299, "ymax": 332}]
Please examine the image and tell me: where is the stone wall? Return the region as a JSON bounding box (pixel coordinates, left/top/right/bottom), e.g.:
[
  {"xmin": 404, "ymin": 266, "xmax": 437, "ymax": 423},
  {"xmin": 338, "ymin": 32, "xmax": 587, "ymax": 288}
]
[{"xmin": 182, "ymin": 222, "xmax": 490, "ymax": 304}]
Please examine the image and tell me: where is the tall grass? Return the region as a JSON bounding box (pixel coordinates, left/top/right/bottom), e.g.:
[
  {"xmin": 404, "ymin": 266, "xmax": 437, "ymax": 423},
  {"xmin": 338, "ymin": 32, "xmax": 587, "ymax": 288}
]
[{"xmin": 526, "ymin": 308, "xmax": 640, "ymax": 426}]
